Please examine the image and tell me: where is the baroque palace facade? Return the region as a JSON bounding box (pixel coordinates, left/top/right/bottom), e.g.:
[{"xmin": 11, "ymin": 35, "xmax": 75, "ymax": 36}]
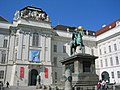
[{"xmin": 0, "ymin": 6, "xmax": 120, "ymax": 86}]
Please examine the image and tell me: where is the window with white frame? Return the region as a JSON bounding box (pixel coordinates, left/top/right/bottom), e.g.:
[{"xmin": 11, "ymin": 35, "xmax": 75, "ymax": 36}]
[
  {"xmin": 104, "ymin": 47, "xmax": 106, "ymax": 54},
  {"xmin": 53, "ymin": 57, "xmax": 57, "ymax": 67},
  {"xmin": 55, "ymin": 72, "xmax": 57, "ymax": 80},
  {"xmin": 117, "ymin": 71, "xmax": 120, "ymax": 78},
  {"xmin": 53, "ymin": 45, "xmax": 57, "ymax": 52},
  {"xmin": 111, "ymin": 72, "xmax": 114, "ymax": 78},
  {"xmin": 3, "ymin": 39, "xmax": 8, "ymax": 48},
  {"xmin": 114, "ymin": 44, "xmax": 117, "ymax": 51},
  {"xmin": 99, "ymin": 49, "xmax": 102, "ymax": 55},
  {"xmin": 32, "ymin": 33, "xmax": 39, "ymax": 46},
  {"xmin": 115, "ymin": 56, "xmax": 119, "ymax": 65},
  {"xmin": 91, "ymin": 48, "xmax": 94, "ymax": 55},
  {"xmin": 110, "ymin": 57, "xmax": 113, "ymax": 66},
  {"xmin": 63, "ymin": 45, "xmax": 66, "ymax": 53},
  {"xmin": 100, "ymin": 60, "xmax": 103, "ymax": 67},
  {"xmin": 105, "ymin": 58, "xmax": 108, "ymax": 67},
  {"xmin": 1, "ymin": 50, "xmax": 6, "ymax": 64},
  {"xmin": 0, "ymin": 70, "xmax": 4, "ymax": 79},
  {"xmin": 109, "ymin": 46, "xmax": 111, "ymax": 52}
]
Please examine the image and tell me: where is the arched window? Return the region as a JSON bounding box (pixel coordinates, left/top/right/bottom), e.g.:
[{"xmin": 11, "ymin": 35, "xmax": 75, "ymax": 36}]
[
  {"xmin": 32, "ymin": 33, "xmax": 39, "ymax": 46},
  {"xmin": 101, "ymin": 71, "xmax": 110, "ymax": 82}
]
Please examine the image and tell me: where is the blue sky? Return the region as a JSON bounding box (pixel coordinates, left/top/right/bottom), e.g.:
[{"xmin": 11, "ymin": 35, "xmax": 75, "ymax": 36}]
[{"xmin": 0, "ymin": 0, "xmax": 120, "ymax": 31}]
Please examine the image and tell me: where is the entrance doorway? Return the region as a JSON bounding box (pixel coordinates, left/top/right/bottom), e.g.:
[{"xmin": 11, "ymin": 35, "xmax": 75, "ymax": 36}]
[
  {"xmin": 101, "ymin": 71, "xmax": 110, "ymax": 83},
  {"xmin": 29, "ymin": 69, "xmax": 38, "ymax": 86}
]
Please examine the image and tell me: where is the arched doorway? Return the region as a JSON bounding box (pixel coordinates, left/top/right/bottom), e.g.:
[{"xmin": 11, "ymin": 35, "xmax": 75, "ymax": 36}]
[
  {"xmin": 101, "ymin": 71, "xmax": 110, "ymax": 83},
  {"xmin": 30, "ymin": 69, "xmax": 38, "ymax": 86}
]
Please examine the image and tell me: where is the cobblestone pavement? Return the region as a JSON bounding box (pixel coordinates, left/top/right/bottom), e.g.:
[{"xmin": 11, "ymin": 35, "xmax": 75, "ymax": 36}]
[{"xmin": 1, "ymin": 86, "xmax": 36, "ymax": 90}]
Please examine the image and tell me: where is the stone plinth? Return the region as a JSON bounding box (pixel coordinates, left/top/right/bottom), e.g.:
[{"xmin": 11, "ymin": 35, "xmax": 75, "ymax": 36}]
[{"xmin": 60, "ymin": 53, "xmax": 99, "ymax": 90}]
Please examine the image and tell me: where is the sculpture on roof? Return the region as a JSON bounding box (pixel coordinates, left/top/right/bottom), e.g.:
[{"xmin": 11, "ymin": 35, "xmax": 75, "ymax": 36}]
[
  {"xmin": 14, "ymin": 6, "xmax": 50, "ymax": 22},
  {"xmin": 70, "ymin": 26, "xmax": 84, "ymax": 55}
]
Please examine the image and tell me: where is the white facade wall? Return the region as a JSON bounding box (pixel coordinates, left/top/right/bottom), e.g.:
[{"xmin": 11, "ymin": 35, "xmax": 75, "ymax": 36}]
[
  {"xmin": 3, "ymin": 18, "xmax": 53, "ymax": 86},
  {"xmin": 0, "ymin": 22, "xmax": 11, "ymax": 83},
  {"xmin": 96, "ymin": 25, "xmax": 120, "ymax": 84}
]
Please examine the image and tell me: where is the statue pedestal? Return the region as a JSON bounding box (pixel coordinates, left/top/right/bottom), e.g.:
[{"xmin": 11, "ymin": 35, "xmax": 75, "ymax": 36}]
[
  {"xmin": 60, "ymin": 53, "xmax": 99, "ymax": 90},
  {"xmin": 65, "ymin": 69, "xmax": 72, "ymax": 90}
]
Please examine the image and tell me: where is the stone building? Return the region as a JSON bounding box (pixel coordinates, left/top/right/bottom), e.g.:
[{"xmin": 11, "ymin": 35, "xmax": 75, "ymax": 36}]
[
  {"xmin": 0, "ymin": 6, "xmax": 120, "ymax": 86},
  {"xmin": 96, "ymin": 19, "xmax": 120, "ymax": 84}
]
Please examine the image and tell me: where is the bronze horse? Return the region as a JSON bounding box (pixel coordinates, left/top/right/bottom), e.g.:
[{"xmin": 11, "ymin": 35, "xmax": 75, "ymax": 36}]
[{"xmin": 70, "ymin": 29, "xmax": 84, "ymax": 55}]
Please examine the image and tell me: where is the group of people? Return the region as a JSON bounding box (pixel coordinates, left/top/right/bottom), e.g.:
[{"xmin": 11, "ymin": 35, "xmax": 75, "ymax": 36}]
[
  {"xmin": 0, "ymin": 81, "xmax": 9, "ymax": 89},
  {"xmin": 97, "ymin": 80, "xmax": 108, "ymax": 90}
]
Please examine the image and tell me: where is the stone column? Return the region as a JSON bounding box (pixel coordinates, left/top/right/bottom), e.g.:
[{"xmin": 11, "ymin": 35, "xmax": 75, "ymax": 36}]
[
  {"xmin": 17, "ymin": 30, "xmax": 24, "ymax": 61},
  {"xmin": 74, "ymin": 61, "xmax": 80, "ymax": 74},
  {"xmin": 8, "ymin": 34, "xmax": 15, "ymax": 64},
  {"xmin": 73, "ymin": 61, "xmax": 81, "ymax": 81},
  {"xmin": 62, "ymin": 65, "xmax": 66, "ymax": 75},
  {"xmin": 24, "ymin": 32, "xmax": 30, "ymax": 61},
  {"xmin": 61, "ymin": 65, "xmax": 66, "ymax": 82}
]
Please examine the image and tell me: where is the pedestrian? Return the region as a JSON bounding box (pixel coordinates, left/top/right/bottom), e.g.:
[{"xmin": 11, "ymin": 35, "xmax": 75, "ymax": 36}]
[
  {"xmin": 113, "ymin": 80, "xmax": 116, "ymax": 90},
  {"xmin": 97, "ymin": 80, "xmax": 102, "ymax": 90},
  {"xmin": 6, "ymin": 81, "xmax": 9, "ymax": 88},
  {"xmin": 102, "ymin": 80, "xmax": 108, "ymax": 90},
  {"xmin": 0, "ymin": 81, "xmax": 3, "ymax": 90}
]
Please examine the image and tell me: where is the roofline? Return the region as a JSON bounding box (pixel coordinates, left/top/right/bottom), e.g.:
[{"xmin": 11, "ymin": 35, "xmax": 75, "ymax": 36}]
[{"xmin": 96, "ymin": 18, "xmax": 120, "ymax": 36}]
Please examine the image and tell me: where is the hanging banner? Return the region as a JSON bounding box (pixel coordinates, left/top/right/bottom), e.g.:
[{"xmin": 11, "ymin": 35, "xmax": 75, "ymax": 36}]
[
  {"xmin": 20, "ymin": 67, "xmax": 24, "ymax": 78},
  {"xmin": 29, "ymin": 50, "xmax": 40, "ymax": 62},
  {"xmin": 44, "ymin": 67, "xmax": 48, "ymax": 78}
]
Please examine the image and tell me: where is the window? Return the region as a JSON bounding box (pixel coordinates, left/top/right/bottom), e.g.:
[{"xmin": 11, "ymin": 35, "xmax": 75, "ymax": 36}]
[
  {"xmin": 117, "ymin": 71, "xmax": 120, "ymax": 78},
  {"xmin": 32, "ymin": 33, "xmax": 39, "ymax": 46},
  {"xmin": 53, "ymin": 57, "xmax": 57, "ymax": 67},
  {"xmin": 109, "ymin": 46, "xmax": 111, "ymax": 52},
  {"xmin": 91, "ymin": 49, "xmax": 94, "ymax": 55},
  {"xmin": 55, "ymin": 72, "xmax": 57, "ymax": 80},
  {"xmin": 110, "ymin": 57, "xmax": 113, "ymax": 66},
  {"xmin": 114, "ymin": 44, "xmax": 117, "ymax": 51},
  {"xmin": 53, "ymin": 45, "xmax": 57, "ymax": 52},
  {"xmin": 99, "ymin": 49, "xmax": 102, "ymax": 55},
  {"xmin": 63, "ymin": 46, "xmax": 66, "ymax": 53},
  {"xmin": 3, "ymin": 39, "xmax": 8, "ymax": 48},
  {"xmin": 111, "ymin": 72, "xmax": 114, "ymax": 78},
  {"xmin": 100, "ymin": 60, "xmax": 103, "ymax": 67},
  {"xmin": 104, "ymin": 47, "xmax": 106, "ymax": 54},
  {"xmin": 1, "ymin": 51, "xmax": 6, "ymax": 64},
  {"xmin": 105, "ymin": 59, "xmax": 108, "ymax": 67},
  {"xmin": 0, "ymin": 70, "xmax": 4, "ymax": 79},
  {"xmin": 115, "ymin": 56, "xmax": 119, "ymax": 65},
  {"xmin": 1, "ymin": 54, "xmax": 6, "ymax": 64}
]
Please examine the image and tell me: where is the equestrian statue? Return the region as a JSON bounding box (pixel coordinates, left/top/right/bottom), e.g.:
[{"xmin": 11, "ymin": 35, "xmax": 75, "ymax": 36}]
[{"xmin": 70, "ymin": 26, "xmax": 84, "ymax": 55}]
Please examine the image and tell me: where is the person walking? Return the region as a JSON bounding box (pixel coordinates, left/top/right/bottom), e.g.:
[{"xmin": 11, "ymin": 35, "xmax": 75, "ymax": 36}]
[
  {"xmin": 6, "ymin": 81, "xmax": 9, "ymax": 88},
  {"xmin": 97, "ymin": 80, "xmax": 102, "ymax": 90},
  {"xmin": 0, "ymin": 81, "xmax": 3, "ymax": 90},
  {"xmin": 102, "ymin": 80, "xmax": 108, "ymax": 90}
]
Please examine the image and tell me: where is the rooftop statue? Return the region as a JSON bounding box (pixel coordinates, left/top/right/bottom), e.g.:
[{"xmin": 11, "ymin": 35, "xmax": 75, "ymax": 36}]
[
  {"xmin": 14, "ymin": 6, "xmax": 50, "ymax": 22},
  {"xmin": 70, "ymin": 26, "xmax": 84, "ymax": 55}
]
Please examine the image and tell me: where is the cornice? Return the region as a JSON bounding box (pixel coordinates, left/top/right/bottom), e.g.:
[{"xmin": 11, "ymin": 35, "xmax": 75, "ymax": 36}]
[{"xmin": 97, "ymin": 31, "xmax": 120, "ymax": 44}]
